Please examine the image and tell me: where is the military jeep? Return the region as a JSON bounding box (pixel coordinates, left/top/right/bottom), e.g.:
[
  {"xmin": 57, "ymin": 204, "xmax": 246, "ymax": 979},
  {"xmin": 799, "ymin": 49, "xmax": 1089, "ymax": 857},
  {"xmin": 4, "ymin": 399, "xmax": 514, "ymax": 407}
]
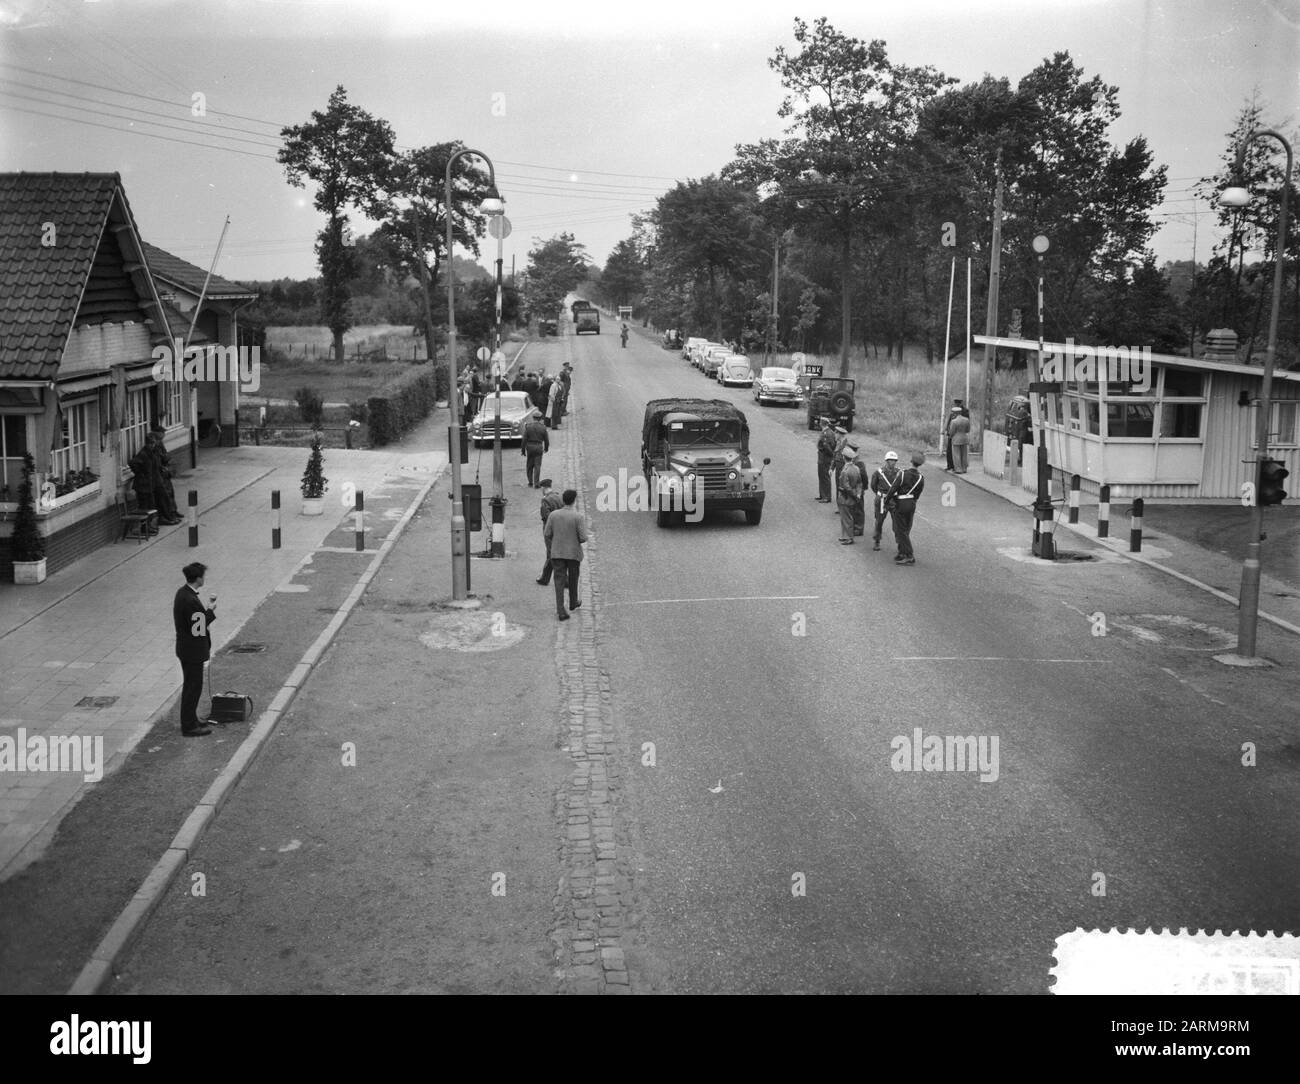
[
  {"xmin": 641, "ymin": 398, "xmax": 769, "ymax": 526},
  {"xmin": 805, "ymin": 376, "xmax": 857, "ymax": 431}
]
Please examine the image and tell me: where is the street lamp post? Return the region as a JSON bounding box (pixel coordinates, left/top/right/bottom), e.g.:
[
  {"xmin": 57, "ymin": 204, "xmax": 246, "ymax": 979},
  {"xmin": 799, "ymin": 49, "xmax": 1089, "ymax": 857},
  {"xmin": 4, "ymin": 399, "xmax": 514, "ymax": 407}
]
[
  {"xmin": 1221, "ymin": 129, "xmax": 1293, "ymax": 660},
  {"xmin": 1031, "ymin": 234, "xmax": 1054, "ymax": 560},
  {"xmin": 445, "ymin": 148, "xmax": 504, "ymax": 601}
]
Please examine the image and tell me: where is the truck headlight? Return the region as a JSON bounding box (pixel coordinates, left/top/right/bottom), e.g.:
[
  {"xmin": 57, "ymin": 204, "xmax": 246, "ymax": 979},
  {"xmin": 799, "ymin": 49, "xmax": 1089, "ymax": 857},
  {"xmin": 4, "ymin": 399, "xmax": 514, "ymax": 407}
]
[{"xmin": 727, "ymin": 470, "xmax": 738, "ymax": 481}]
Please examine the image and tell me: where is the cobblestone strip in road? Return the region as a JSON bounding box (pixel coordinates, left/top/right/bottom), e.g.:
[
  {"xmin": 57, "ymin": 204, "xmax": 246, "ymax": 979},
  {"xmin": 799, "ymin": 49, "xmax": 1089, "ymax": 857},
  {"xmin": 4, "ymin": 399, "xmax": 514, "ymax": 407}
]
[{"xmin": 549, "ymin": 394, "xmax": 635, "ymax": 995}]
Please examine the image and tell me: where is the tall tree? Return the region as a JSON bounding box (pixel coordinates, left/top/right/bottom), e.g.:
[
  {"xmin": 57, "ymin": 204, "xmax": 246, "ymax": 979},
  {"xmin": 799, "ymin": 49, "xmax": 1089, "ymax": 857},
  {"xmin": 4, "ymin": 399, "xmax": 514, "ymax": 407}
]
[
  {"xmin": 279, "ymin": 86, "xmax": 396, "ymax": 362},
  {"xmin": 524, "ymin": 233, "xmax": 590, "ymax": 320},
  {"xmin": 600, "ymin": 238, "xmax": 646, "ymax": 309},
  {"xmin": 729, "ymin": 17, "xmax": 953, "ymax": 375}
]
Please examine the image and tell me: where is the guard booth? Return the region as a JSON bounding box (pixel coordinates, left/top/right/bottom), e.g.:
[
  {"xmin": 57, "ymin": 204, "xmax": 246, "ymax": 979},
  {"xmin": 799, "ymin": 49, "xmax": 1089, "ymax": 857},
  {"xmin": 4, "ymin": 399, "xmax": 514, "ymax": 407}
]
[
  {"xmin": 975, "ymin": 333, "xmax": 1300, "ymax": 501},
  {"xmin": 618, "ymin": 306, "xmax": 633, "ymax": 322}
]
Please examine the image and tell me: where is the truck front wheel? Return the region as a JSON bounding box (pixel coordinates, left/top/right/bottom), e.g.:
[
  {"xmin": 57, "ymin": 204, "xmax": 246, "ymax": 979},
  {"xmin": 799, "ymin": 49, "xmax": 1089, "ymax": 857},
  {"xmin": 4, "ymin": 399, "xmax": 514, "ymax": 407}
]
[{"xmin": 745, "ymin": 508, "xmax": 762, "ymax": 525}]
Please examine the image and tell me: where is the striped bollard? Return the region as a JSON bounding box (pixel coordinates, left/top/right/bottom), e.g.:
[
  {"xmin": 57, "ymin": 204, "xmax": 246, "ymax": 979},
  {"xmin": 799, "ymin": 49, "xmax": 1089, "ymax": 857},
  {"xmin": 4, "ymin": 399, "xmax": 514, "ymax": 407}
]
[
  {"xmin": 1097, "ymin": 485, "xmax": 1110, "ymax": 539},
  {"xmin": 354, "ymin": 491, "xmax": 365, "ymax": 552},
  {"xmin": 187, "ymin": 490, "xmax": 198, "ymax": 547},
  {"xmin": 1068, "ymin": 474, "xmax": 1080, "ymax": 524},
  {"xmin": 1129, "ymin": 497, "xmax": 1144, "ymax": 553},
  {"xmin": 271, "ymin": 490, "xmax": 281, "ymax": 549},
  {"xmin": 1037, "ymin": 504, "xmax": 1056, "ymax": 560},
  {"xmin": 490, "ymin": 496, "xmax": 505, "ymax": 558}
]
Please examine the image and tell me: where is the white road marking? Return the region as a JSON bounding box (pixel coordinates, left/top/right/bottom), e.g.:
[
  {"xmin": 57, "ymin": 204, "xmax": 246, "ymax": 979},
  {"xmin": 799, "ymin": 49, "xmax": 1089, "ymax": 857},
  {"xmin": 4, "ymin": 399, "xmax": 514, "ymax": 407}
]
[
  {"xmin": 892, "ymin": 656, "xmax": 1094, "ymax": 662},
  {"xmin": 1159, "ymin": 666, "xmax": 1228, "ymax": 707},
  {"xmin": 606, "ymin": 595, "xmax": 820, "ymax": 606}
]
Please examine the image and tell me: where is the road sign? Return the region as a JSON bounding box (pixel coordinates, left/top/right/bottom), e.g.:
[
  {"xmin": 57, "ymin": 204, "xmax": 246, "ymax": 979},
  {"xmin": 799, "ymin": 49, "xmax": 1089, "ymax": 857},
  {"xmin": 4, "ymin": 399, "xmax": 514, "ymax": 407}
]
[
  {"xmin": 491, "ymin": 350, "xmax": 506, "ymax": 364},
  {"xmin": 488, "ymin": 216, "xmax": 512, "ymax": 240},
  {"xmin": 804, "ymin": 364, "xmax": 824, "ymax": 377},
  {"xmin": 476, "ymin": 346, "xmax": 491, "ymax": 362}
]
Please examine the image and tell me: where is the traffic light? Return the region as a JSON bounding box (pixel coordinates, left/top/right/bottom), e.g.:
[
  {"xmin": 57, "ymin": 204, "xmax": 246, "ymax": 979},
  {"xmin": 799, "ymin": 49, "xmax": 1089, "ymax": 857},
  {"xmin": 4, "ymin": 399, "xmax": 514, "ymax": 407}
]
[{"xmin": 1258, "ymin": 457, "xmax": 1289, "ymax": 506}]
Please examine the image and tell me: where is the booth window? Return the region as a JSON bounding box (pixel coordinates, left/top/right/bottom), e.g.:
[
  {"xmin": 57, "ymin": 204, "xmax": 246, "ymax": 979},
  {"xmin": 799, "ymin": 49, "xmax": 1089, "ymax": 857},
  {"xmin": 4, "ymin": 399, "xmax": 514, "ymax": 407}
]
[
  {"xmin": 1162, "ymin": 369, "xmax": 1204, "ymax": 398},
  {"xmin": 1106, "ymin": 401, "xmax": 1154, "ymax": 438},
  {"xmin": 1160, "ymin": 402, "xmax": 1202, "ymax": 438},
  {"xmin": 168, "ymin": 380, "xmax": 185, "ymax": 427},
  {"xmin": 1274, "ymin": 401, "xmax": 1299, "ymax": 446},
  {"xmin": 1084, "ymin": 400, "xmax": 1101, "ymax": 435}
]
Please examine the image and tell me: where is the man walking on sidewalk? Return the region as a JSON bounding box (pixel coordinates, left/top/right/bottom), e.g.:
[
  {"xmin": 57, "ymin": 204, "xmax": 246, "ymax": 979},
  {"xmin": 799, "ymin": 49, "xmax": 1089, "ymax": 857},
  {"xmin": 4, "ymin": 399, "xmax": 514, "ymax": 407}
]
[
  {"xmin": 522, "ymin": 409, "xmax": 549, "ymax": 487},
  {"xmin": 173, "ymin": 561, "xmax": 216, "ymax": 736},
  {"xmin": 535, "ymin": 479, "xmax": 564, "ymax": 586},
  {"xmin": 543, "ymin": 488, "xmax": 587, "ymax": 620}
]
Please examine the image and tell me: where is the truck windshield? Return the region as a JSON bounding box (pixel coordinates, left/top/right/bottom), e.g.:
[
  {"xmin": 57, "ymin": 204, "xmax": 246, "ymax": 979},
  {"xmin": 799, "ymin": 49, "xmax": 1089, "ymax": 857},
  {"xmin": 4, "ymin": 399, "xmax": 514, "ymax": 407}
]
[{"xmin": 664, "ymin": 419, "xmax": 741, "ymax": 447}]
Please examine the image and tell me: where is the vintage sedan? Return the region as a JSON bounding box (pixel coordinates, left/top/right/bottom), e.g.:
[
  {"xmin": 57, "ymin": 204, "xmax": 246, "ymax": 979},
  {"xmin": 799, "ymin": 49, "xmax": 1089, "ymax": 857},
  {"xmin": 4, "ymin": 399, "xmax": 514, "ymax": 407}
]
[
  {"xmin": 700, "ymin": 346, "xmax": 733, "ymax": 378},
  {"xmin": 716, "ymin": 355, "xmax": 754, "ymax": 386},
  {"xmin": 752, "ymin": 367, "xmax": 805, "ymax": 407},
  {"xmin": 690, "ymin": 341, "xmax": 722, "ymax": 369},
  {"xmin": 468, "ymin": 391, "xmax": 536, "ymax": 445}
]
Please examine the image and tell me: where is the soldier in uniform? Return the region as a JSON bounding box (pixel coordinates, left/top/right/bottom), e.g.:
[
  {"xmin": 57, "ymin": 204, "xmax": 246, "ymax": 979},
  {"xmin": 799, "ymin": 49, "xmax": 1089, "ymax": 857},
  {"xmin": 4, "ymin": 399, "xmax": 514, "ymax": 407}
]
[
  {"xmin": 868, "ymin": 451, "xmax": 902, "ymax": 551},
  {"xmin": 887, "ymin": 452, "xmax": 927, "ymax": 565},
  {"xmin": 829, "ymin": 424, "xmax": 849, "ymax": 508},
  {"xmin": 521, "ymin": 409, "xmax": 549, "ymax": 488},
  {"xmin": 815, "ymin": 418, "xmax": 837, "ymax": 502},
  {"xmin": 837, "ymin": 441, "xmax": 864, "ymax": 545}
]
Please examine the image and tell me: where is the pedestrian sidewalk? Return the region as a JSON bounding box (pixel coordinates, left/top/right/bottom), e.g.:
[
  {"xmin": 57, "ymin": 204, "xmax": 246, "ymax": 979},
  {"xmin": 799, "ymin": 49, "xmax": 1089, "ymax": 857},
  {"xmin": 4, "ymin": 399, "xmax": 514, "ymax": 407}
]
[
  {"xmin": 953, "ymin": 449, "xmax": 1300, "ymax": 637},
  {"xmin": 0, "ymin": 440, "xmax": 447, "ymax": 880}
]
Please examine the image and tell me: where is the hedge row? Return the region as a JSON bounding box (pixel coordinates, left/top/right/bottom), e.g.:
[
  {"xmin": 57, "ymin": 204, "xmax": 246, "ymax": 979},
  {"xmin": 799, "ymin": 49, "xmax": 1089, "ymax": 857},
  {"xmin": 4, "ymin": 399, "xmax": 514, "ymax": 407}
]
[{"xmin": 367, "ymin": 365, "xmax": 448, "ymax": 446}]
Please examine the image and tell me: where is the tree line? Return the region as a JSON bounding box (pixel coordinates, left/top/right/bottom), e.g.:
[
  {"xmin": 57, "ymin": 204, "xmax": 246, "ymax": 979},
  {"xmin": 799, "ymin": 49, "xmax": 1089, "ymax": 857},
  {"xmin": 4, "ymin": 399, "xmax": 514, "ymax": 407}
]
[{"xmin": 589, "ymin": 18, "xmax": 1298, "ymax": 377}]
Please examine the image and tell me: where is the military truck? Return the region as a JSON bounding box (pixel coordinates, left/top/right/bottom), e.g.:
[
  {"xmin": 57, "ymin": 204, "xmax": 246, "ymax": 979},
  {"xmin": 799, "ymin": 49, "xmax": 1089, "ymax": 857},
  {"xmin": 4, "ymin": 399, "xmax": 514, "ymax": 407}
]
[
  {"xmin": 576, "ymin": 308, "xmax": 600, "ymax": 335},
  {"xmin": 805, "ymin": 376, "xmax": 857, "ymax": 430},
  {"xmin": 641, "ymin": 398, "xmax": 770, "ymax": 526}
]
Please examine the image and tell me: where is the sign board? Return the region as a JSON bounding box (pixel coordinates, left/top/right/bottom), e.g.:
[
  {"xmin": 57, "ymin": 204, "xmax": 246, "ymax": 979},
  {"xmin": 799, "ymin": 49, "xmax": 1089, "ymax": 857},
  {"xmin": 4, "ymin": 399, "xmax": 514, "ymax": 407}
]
[
  {"xmin": 491, "ymin": 350, "xmax": 506, "ymax": 365},
  {"xmin": 476, "ymin": 347, "xmax": 491, "ymax": 362},
  {"xmin": 804, "ymin": 365, "xmax": 824, "ymax": 377},
  {"xmin": 487, "ymin": 216, "xmax": 511, "ymax": 240}
]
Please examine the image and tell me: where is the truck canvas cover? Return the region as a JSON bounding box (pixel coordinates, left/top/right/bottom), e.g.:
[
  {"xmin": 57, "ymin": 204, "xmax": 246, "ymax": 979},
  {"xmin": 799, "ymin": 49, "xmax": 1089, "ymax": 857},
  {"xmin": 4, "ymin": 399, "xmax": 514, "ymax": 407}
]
[{"xmin": 642, "ymin": 398, "xmax": 751, "ymax": 459}]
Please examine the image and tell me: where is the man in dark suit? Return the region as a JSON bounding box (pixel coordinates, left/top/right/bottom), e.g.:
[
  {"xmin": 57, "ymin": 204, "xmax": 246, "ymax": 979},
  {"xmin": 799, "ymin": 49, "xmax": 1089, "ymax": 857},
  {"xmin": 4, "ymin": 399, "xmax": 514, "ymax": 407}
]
[
  {"xmin": 543, "ymin": 488, "xmax": 587, "ymax": 620},
  {"xmin": 173, "ymin": 561, "xmax": 216, "ymax": 736},
  {"xmin": 535, "ymin": 478, "xmax": 565, "ymax": 586}
]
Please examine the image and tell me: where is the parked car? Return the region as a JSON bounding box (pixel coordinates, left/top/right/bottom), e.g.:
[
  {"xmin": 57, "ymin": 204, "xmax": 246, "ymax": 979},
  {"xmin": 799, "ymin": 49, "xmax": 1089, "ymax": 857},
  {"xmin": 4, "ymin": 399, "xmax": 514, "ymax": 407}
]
[
  {"xmin": 661, "ymin": 329, "xmax": 683, "ymax": 350},
  {"xmin": 690, "ymin": 341, "xmax": 721, "ymax": 369},
  {"xmin": 753, "ymin": 366, "xmax": 804, "ymax": 407},
  {"xmin": 467, "ymin": 391, "xmax": 534, "ymax": 445},
  {"xmin": 717, "ymin": 355, "xmax": 754, "ymax": 386},
  {"xmin": 683, "ymin": 336, "xmax": 706, "ymax": 361},
  {"xmin": 537, "ymin": 318, "xmax": 558, "ymax": 337},
  {"xmin": 805, "ymin": 376, "xmax": 857, "ymax": 430},
  {"xmin": 700, "ymin": 346, "xmax": 732, "ymax": 378}
]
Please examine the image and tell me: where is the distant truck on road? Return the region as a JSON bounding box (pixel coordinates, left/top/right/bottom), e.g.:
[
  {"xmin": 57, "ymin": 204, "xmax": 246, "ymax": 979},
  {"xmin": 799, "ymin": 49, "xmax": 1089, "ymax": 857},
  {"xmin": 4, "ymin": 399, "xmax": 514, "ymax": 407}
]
[
  {"xmin": 575, "ymin": 308, "xmax": 600, "ymax": 335},
  {"xmin": 571, "ymin": 299, "xmax": 596, "ymax": 323}
]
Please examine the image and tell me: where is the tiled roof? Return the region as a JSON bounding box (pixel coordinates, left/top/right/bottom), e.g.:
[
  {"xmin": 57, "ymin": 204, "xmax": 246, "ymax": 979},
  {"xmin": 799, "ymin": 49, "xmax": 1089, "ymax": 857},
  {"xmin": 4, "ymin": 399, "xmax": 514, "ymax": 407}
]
[
  {"xmin": 142, "ymin": 241, "xmax": 257, "ymax": 300},
  {"xmin": 159, "ymin": 301, "xmax": 211, "ymax": 344},
  {"xmin": 0, "ymin": 173, "xmax": 121, "ymax": 381}
]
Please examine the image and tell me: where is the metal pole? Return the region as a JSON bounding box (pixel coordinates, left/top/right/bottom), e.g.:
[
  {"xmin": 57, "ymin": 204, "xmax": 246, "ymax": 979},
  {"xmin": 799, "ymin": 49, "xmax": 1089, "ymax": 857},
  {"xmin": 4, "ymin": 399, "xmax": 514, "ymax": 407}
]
[
  {"xmin": 980, "ymin": 151, "xmax": 1004, "ymax": 449},
  {"xmin": 271, "ymin": 489, "xmax": 281, "ymax": 549},
  {"xmin": 490, "ymin": 228, "xmax": 506, "ymax": 558},
  {"xmin": 1235, "ymin": 130, "xmax": 1292, "ymax": 657},
  {"xmin": 939, "ymin": 257, "xmax": 955, "ymax": 450},
  {"xmin": 354, "ymin": 490, "xmax": 365, "ymax": 552},
  {"xmin": 445, "ymin": 148, "xmax": 499, "ymax": 600}
]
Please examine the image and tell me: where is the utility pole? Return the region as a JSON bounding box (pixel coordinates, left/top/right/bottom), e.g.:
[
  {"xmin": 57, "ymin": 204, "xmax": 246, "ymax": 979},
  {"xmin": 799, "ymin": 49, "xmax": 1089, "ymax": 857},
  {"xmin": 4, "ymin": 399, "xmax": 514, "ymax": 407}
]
[{"xmin": 980, "ymin": 149, "xmax": 1004, "ymax": 450}]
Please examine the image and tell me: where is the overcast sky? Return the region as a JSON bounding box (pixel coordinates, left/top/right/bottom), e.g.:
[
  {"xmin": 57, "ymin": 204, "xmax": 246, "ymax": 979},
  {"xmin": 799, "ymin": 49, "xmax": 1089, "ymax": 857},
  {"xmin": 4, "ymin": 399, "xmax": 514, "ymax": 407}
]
[{"xmin": 2, "ymin": 0, "xmax": 1297, "ymax": 285}]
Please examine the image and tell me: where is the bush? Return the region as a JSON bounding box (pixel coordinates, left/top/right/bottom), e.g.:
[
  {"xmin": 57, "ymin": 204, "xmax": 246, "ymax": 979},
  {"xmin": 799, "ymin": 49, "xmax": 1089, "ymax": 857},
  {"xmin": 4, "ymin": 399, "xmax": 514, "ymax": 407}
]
[
  {"xmin": 12, "ymin": 451, "xmax": 45, "ymax": 561},
  {"xmin": 348, "ymin": 399, "xmax": 369, "ymax": 424},
  {"xmin": 433, "ymin": 364, "xmax": 451, "ymax": 402},
  {"xmin": 300, "ymin": 435, "xmax": 328, "ymax": 498},
  {"xmin": 294, "ymin": 385, "xmax": 324, "ymax": 427},
  {"xmin": 367, "ymin": 367, "xmax": 438, "ymax": 446}
]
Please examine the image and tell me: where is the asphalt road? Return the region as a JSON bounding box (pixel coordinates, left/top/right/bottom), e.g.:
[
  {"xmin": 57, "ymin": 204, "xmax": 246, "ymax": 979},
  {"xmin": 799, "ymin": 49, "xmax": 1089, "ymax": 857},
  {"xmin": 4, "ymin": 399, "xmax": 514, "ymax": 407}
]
[
  {"xmin": 107, "ymin": 323, "xmax": 1300, "ymax": 994},
  {"xmin": 579, "ymin": 327, "xmax": 1300, "ymax": 993}
]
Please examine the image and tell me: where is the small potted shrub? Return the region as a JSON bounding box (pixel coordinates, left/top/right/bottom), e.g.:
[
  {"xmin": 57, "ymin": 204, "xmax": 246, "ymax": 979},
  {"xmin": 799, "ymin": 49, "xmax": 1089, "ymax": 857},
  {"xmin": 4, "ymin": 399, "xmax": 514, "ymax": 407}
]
[
  {"xmin": 11, "ymin": 451, "xmax": 47, "ymax": 584},
  {"xmin": 300, "ymin": 433, "xmax": 328, "ymax": 515}
]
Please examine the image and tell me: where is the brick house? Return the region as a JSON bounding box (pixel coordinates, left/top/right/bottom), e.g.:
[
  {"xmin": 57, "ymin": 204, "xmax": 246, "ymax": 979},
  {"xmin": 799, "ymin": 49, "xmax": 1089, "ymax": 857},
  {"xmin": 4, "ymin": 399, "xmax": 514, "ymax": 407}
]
[{"xmin": 0, "ymin": 172, "xmax": 258, "ymax": 580}]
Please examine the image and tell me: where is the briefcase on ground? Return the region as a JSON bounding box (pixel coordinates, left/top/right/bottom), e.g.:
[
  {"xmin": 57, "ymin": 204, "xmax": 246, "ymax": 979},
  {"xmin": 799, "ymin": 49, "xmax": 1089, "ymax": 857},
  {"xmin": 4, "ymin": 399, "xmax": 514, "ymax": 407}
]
[{"xmin": 209, "ymin": 691, "xmax": 254, "ymax": 723}]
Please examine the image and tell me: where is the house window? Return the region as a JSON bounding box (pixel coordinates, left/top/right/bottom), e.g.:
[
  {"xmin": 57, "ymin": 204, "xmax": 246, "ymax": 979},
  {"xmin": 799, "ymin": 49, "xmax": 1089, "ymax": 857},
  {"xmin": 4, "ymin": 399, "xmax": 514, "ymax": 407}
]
[
  {"xmin": 1162, "ymin": 369, "xmax": 1204, "ymax": 397},
  {"xmin": 1, "ymin": 413, "xmax": 29, "ymax": 498},
  {"xmin": 51, "ymin": 401, "xmax": 92, "ymax": 483},
  {"xmin": 1084, "ymin": 400, "xmax": 1101, "ymax": 435},
  {"xmin": 169, "ymin": 380, "xmax": 186, "ymax": 428},
  {"xmin": 122, "ymin": 387, "xmax": 150, "ymax": 460}
]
